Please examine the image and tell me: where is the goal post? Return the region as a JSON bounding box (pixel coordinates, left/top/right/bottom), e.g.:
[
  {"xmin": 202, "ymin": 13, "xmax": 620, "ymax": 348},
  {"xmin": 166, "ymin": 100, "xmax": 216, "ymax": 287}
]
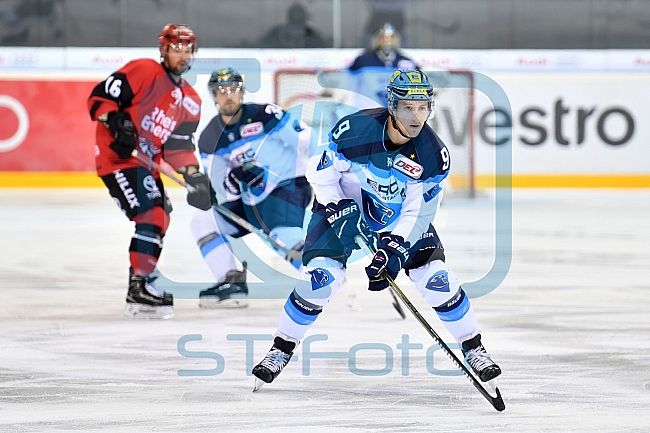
[{"xmin": 273, "ymin": 68, "xmax": 476, "ymax": 197}]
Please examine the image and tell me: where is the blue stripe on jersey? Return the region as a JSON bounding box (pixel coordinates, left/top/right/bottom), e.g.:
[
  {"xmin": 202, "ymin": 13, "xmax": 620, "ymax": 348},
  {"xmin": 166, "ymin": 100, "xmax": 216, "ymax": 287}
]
[
  {"xmin": 199, "ymin": 235, "xmax": 228, "ymax": 257},
  {"xmin": 430, "ymin": 172, "xmax": 449, "ymax": 184},
  {"xmin": 364, "ymin": 161, "xmax": 391, "ymax": 180},
  {"xmin": 423, "ymin": 184, "xmax": 442, "ymax": 203},
  {"xmin": 434, "ymin": 290, "xmax": 470, "ymax": 322},
  {"xmin": 284, "ymin": 291, "xmax": 322, "ymax": 326}
]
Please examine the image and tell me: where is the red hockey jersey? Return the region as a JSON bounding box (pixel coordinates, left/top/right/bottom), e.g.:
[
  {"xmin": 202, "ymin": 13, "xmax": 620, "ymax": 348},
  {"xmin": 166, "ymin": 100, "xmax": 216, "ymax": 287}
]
[{"xmin": 88, "ymin": 58, "xmax": 201, "ymax": 177}]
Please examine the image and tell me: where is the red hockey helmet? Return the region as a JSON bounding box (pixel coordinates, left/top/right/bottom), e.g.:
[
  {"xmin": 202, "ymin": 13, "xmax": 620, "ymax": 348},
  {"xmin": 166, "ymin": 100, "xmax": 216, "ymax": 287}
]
[{"xmin": 158, "ymin": 23, "xmax": 197, "ymax": 54}]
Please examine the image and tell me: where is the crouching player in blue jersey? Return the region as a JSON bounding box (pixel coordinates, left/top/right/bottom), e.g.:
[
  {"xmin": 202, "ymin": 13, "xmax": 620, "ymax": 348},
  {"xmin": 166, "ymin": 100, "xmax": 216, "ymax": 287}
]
[
  {"xmin": 190, "ymin": 68, "xmax": 312, "ymax": 308},
  {"xmin": 252, "ymin": 69, "xmax": 501, "ymax": 387}
]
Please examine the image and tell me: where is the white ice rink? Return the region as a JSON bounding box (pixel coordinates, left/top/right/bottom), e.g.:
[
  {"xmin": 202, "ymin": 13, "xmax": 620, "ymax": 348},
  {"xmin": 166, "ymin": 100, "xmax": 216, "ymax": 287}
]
[{"xmin": 1, "ymin": 188, "xmax": 649, "ymax": 432}]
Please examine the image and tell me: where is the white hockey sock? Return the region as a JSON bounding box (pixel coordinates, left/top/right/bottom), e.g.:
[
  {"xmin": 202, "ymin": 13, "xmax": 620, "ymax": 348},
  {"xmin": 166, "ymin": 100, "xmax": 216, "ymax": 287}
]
[{"xmin": 199, "ymin": 234, "xmax": 236, "ymax": 282}]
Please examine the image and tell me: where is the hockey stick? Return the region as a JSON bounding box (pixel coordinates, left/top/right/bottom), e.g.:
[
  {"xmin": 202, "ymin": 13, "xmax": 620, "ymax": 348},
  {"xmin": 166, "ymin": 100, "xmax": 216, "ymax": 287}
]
[
  {"xmin": 356, "ymin": 235, "xmax": 506, "ymax": 412},
  {"xmin": 131, "ymin": 150, "xmax": 302, "ymax": 262}
]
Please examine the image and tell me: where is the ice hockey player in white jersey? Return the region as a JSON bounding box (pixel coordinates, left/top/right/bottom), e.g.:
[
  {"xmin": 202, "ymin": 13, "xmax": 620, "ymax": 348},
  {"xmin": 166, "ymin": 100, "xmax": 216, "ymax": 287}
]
[
  {"xmin": 252, "ymin": 69, "xmax": 501, "ymax": 388},
  {"xmin": 190, "ymin": 68, "xmax": 312, "ymax": 308}
]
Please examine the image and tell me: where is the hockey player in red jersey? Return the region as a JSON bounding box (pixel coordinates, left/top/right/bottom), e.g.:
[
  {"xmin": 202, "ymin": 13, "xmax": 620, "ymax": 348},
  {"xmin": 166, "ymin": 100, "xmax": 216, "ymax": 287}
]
[{"xmin": 87, "ymin": 23, "xmax": 212, "ymax": 319}]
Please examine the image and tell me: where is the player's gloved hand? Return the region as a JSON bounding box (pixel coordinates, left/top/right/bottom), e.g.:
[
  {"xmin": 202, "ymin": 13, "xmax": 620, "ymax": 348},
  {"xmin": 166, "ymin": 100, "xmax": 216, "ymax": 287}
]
[
  {"xmin": 183, "ymin": 171, "xmax": 212, "ymax": 211},
  {"xmin": 105, "ymin": 112, "xmax": 137, "ymax": 159},
  {"xmin": 365, "ymin": 234, "xmax": 411, "ymax": 291},
  {"xmin": 325, "ymin": 199, "xmax": 374, "ymax": 256},
  {"xmin": 227, "ymin": 161, "xmax": 266, "ymax": 191}
]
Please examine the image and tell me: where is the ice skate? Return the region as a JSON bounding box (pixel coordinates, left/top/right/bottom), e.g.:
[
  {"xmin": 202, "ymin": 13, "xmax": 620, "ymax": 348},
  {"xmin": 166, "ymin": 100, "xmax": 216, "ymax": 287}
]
[
  {"xmin": 199, "ymin": 262, "xmax": 249, "ymax": 309},
  {"xmin": 252, "ymin": 337, "xmax": 295, "ymax": 391},
  {"xmin": 124, "ymin": 272, "xmax": 174, "ymax": 320},
  {"xmin": 462, "ymin": 335, "xmax": 502, "ymax": 383}
]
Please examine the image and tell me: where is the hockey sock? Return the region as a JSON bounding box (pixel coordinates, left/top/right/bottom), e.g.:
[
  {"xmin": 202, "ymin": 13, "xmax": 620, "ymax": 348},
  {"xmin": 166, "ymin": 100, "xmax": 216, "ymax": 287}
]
[
  {"xmin": 433, "ymin": 289, "xmax": 480, "ymax": 344},
  {"xmin": 129, "ymin": 223, "xmax": 163, "ymax": 276},
  {"xmin": 196, "ymin": 232, "xmax": 237, "ymax": 282}
]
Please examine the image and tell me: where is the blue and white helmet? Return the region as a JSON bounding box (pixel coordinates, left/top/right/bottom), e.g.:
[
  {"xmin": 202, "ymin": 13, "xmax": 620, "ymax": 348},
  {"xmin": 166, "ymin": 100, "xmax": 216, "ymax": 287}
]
[{"xmin": 386, "ymin": 69, "xmax": 434, "ymax": 112}]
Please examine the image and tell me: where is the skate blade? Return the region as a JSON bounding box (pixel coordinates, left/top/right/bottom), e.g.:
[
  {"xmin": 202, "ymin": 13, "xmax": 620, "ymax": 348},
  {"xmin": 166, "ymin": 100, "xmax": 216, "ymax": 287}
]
[
  {"xmin": 198, "ymin": 298, "xmax": 249, "ymax": 309},
  {"xmin": 486, "ymin": 377, "xmax": 500, "ymax": 394},
  {"xmin": 253, "ymin": 378, "xmax": 265, "ymax": 392},
  {"xmin": 124, "ymin": 304, "xmax": 174, "ymax": 320}
]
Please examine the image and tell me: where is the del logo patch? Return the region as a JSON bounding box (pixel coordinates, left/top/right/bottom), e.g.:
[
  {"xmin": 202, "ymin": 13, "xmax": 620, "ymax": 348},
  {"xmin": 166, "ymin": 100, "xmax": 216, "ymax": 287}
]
[
  {"xmin": 393, "ymin": 154, "xmax": 423, "ymax": 179},
  {"xmin": 182, "ymin": 97, "xmax": 200, "ymax": 116},
  {"xmin": 240, "ymin": 121, "xmax": 264, "ymax": 137}
]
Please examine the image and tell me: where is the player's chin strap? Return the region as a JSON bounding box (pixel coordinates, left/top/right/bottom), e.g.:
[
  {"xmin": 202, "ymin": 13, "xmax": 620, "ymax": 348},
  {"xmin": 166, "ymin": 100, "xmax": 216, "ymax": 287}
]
[
  {"xmin": 389, "ymin": 113, "xmax": 411, "ymax": 140},
  {"xmin": 354, "ymin": 233, "xmax": 506, "ymax": 412},
  {"xmin": 130, "ymin": 149, "xmax": 302, "ymax": 263}
]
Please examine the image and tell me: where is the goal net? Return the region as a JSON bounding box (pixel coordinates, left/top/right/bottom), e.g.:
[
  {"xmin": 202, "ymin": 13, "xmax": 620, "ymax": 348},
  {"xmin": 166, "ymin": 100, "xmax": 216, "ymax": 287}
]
[{"xmin": 274, "ymin": 68, "xmax": 475, "ymax": 197}]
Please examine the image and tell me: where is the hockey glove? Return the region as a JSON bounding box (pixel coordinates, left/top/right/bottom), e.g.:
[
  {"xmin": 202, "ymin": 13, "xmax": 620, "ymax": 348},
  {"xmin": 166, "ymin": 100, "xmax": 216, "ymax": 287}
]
[
  {"xmin": 365, "ymin": 234, "xmax": 411, "ymax": 291},
  {"xmin": 325, "ymin": 199, "xmax": 373, "ymax": 256},
  {"xmin": 105, "ymin": 112, "xmax": 137, "ymax": 159},
  {"xmin": 227, "ymin": 161, "xmax": 266, "ymax": 192},
  {"xmin": 183, "ymin": 171, "xmax": 213, "ymax": 211}
]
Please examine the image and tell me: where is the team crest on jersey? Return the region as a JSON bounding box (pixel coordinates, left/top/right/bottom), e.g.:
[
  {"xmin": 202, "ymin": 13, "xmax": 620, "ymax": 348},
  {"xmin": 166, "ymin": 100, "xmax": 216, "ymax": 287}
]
[
  {"xmin": 426, "ymin": 271, "xmax": 450, "ymax": 292},
  {"xmin": 182, "ymin": 97, "xmax": 200, "ymax": 116},
  {"xmin": 240, "ymin": 121, "xmax": 264, "ymax": 137},
  {"xmin": 393, "ymin": 154, "xmax": 423, "ymax": 179},
  {"xmin": 309, "ymin": 268, "xmax": 333, "ymax": 290},
  {"xmin": 361, "ymin": 190, "xmax": 398, "ymax": 229}
]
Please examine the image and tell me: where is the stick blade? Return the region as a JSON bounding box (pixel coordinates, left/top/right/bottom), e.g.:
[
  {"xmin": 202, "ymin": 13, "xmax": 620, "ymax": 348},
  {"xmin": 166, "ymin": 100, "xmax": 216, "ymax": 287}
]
[
  {"xmin": 392, "ymin": 301, "xmax": 406, "ymax": 319},
  {"xmin": 491, "ymin": 387, "xmax": 506, "ymax": 412}
]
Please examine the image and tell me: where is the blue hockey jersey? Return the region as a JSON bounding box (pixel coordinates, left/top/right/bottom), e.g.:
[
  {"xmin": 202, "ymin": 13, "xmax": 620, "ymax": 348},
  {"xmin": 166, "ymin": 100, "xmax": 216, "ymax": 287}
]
[
  {"xmin": 198, "ymin": 103, "xmax": 310, "ymax": 206},
  {"xmin": 307, "ymin": 108, "xmax": 450, "ymax": 246}
]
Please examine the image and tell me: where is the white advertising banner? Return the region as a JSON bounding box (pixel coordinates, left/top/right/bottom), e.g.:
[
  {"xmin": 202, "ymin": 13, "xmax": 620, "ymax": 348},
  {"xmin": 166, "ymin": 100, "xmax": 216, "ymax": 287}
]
[
  {"xmin": 473, "ymin": 72, "xmax": 650, "ymax": 175},
  {"xmin": 0, "ymin": 47, "xmax": 649, "ymax": 186}
]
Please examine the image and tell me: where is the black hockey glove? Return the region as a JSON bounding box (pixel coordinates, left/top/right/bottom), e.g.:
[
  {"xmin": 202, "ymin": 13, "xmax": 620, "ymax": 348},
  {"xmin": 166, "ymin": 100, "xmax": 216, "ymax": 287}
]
[
  {"xmin": 183, "ymin": 171, "xmax": 213, "ymax": 211},
  {"xmin": 365, "ymin": 234, "xmax": 410, "ymax": 291},
  {"xmin": 227, "ymin": 161, "xmax": 266, "ymax": 193},
  {"xmin": 105, "ymin": 112, "xmax": 137, "ymax": 159},
  {"xmin": 325, "ymin": 198, "xmax": 374, "ymax": 256}
]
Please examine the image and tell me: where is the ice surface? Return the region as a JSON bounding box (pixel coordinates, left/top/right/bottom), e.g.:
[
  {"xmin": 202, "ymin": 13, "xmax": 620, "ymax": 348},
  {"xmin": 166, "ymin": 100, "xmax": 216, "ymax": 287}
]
[{"xmin": 1, "ymin": 188, "xmax": 649, "ymax": 432}]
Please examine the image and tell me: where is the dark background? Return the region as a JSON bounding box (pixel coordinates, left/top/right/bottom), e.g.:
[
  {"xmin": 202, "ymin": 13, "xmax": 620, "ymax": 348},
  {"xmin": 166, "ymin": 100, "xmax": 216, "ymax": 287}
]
[{"xmin": 1, "ymin": 0, "xmax": 650, "ymax": 49}]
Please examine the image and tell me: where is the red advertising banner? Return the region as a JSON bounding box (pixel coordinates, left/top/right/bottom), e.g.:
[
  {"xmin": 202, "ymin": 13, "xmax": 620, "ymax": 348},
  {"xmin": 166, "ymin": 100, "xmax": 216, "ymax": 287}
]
[{"xmin": 0, "ymin": 79, "xmax": 97, "ymax": 171}]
